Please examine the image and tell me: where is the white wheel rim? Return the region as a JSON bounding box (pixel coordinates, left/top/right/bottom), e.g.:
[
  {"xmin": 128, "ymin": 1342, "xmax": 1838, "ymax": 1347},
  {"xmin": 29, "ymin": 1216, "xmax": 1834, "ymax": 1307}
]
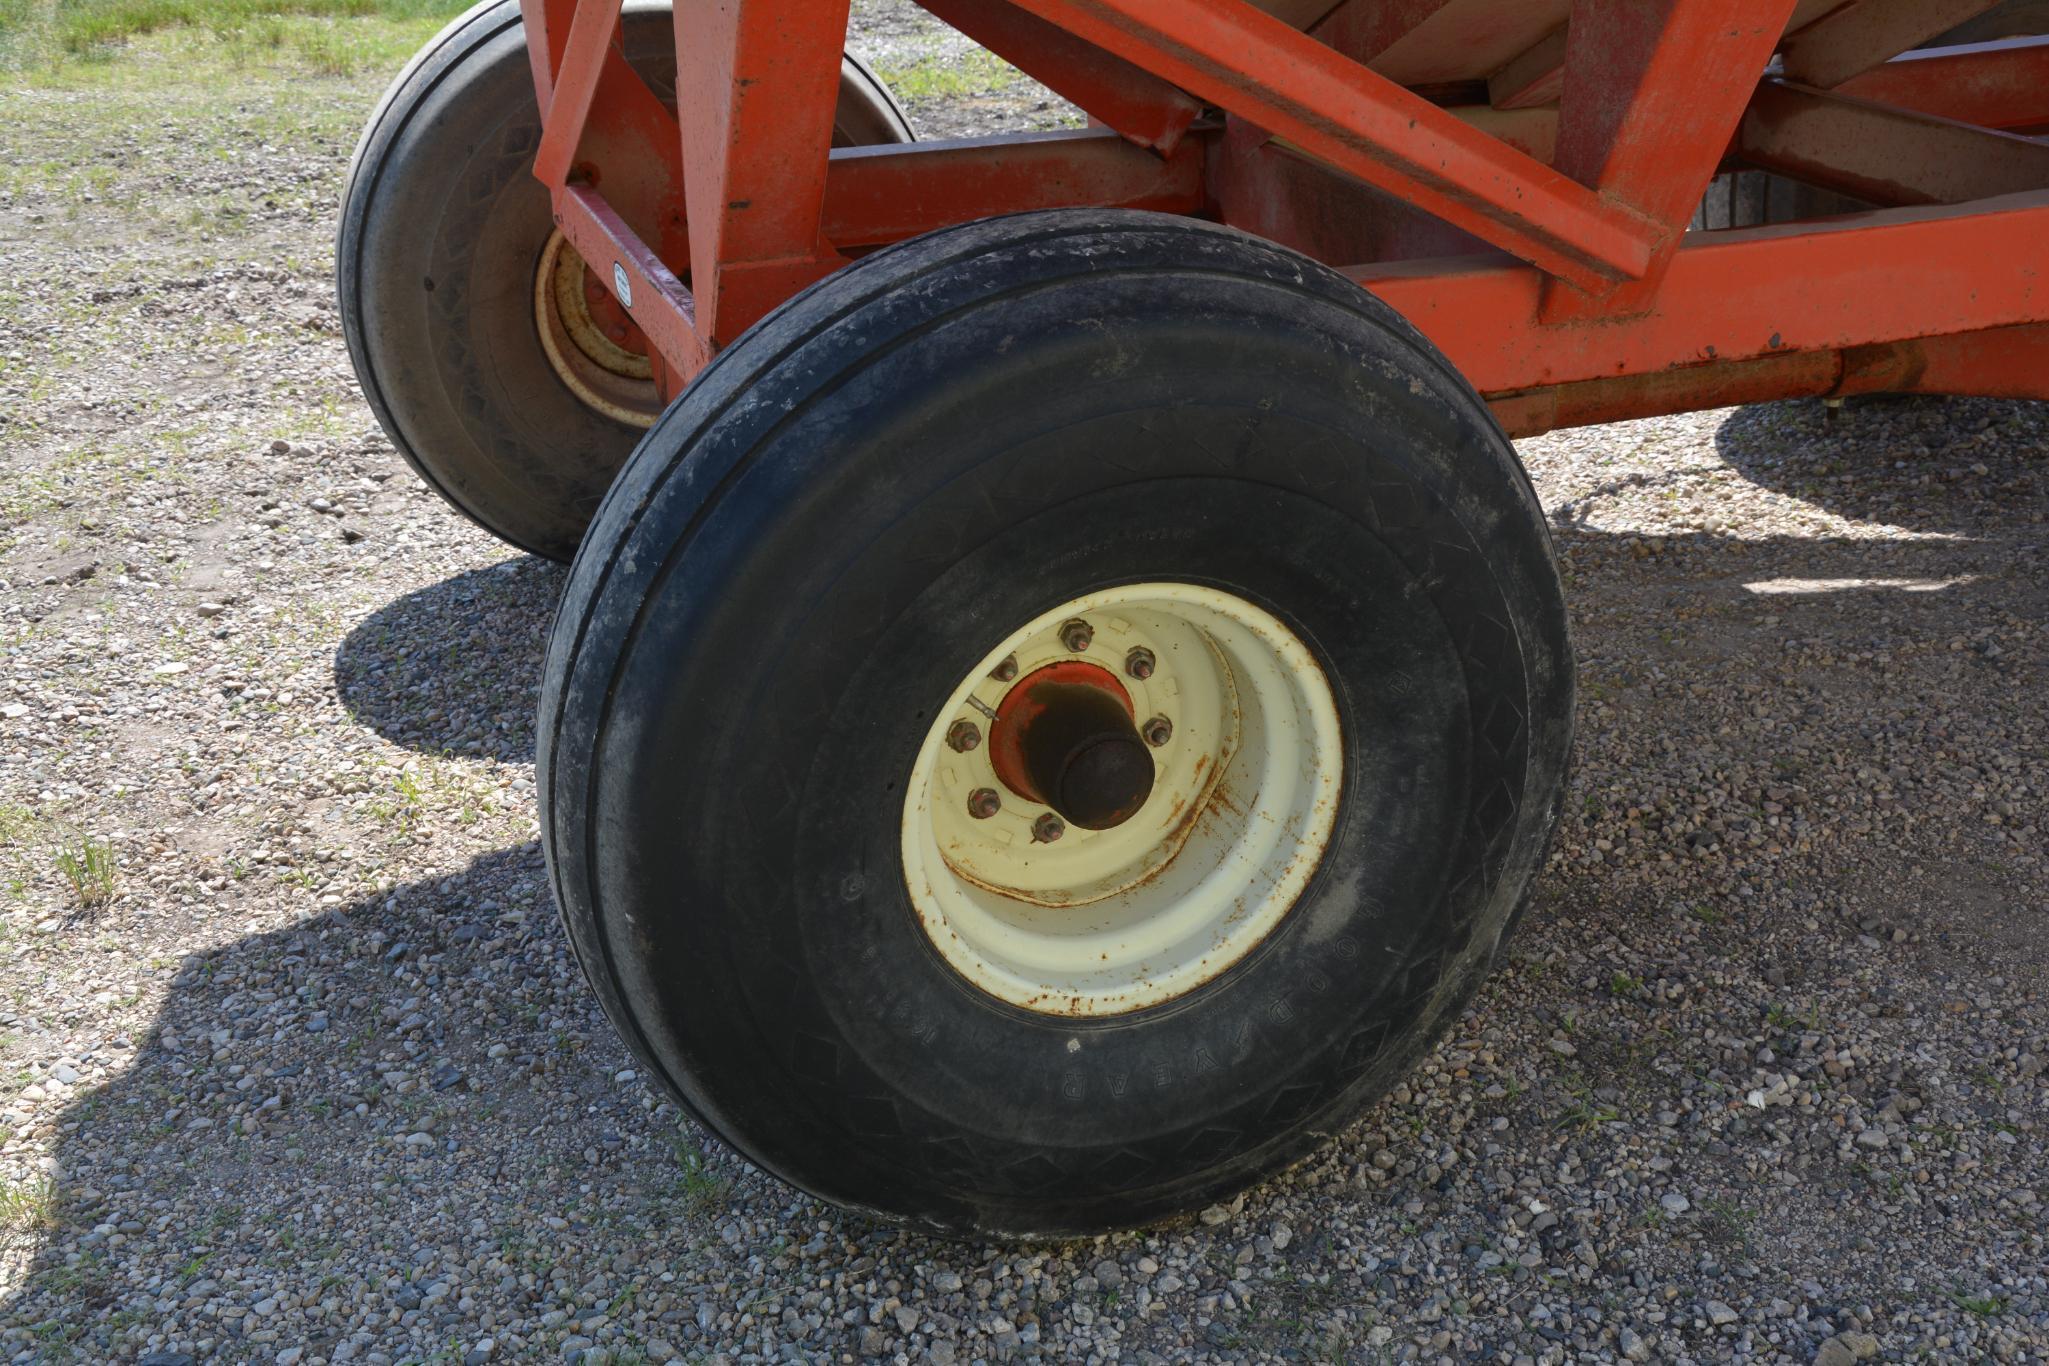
[
  {"xmin": 900, "ymin": 583, "xmax": 1342, "ymax": 1017},
  {"xmin": 533, "ymin": 231, "xmax": 661, "ymax": 429}
]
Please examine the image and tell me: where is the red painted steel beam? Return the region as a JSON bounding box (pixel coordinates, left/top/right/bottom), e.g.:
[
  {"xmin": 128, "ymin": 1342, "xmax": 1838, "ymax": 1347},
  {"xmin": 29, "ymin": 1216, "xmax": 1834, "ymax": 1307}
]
[
  {"xmin": 533, "ymin": 0, "xmax": 624, "ymax": 188},
  {"xmin": 1739, "ymin": 80, "xmax": 2049, "ymax": 206},
  {"xmin": 1862, "ymin": 320, "xmax": 2049, "ymax": 399},
  {"xmin": 539, "ymin": 127, "xmax": 1214, "ymax": 385},
  {"xmin": 1542, "ymin": 0, "xmax": 1799, "ymax": 320},
  {"xmin": 1001, "ymin": 0, "xmax": 1656, "ymax": 289},
  {"xmin": 822, "ymin": 128, "xmax": 1209, "ymax": 247},
  {"xmin": 1447, "ymin": 105, "xmax": 1559, "ymax": 164},
  {"xmin": 1487, "ymin": 321, "xmax": 2049, "ymax": 435},
  {"xmin": 1321, "ymin": 0, "xmax": 1564, "ymax": 87},
  {"xmin": 676, "ymin": 0, "xmax": 852, "ymax": 346},
  {"xmin": 1488, "ymin": 24, "xmax": 1566, "ymax": 111},
  {"xmin": 1352, "ymin": 192, "xmax": 2049, "ymax": 394},
  {"xmin": 1779, "ymin": 0, "xmax": 2008, "ymax": 87},
  {"xmin": 1307, "ymin": 0, "xmax": 1455, "ymax": 68},
  {"xmin": 1245, "ymin": 0, "xmax": 1345, "ymax": 28},
  {"xmin": 525, "ymin": 0, "xmax": 691, "ymax": 272},
  {"xmin": 915, "ymin": 0, "xmax": 1204, "ymax": 151},
  {"xmin": 1833, "ymin": 36, "xmax": 2049, "ymax": 130},
  {"xmin": 552, "ymin": 182, "xmax": 711, "ymax": 386},
  {"xmin": 520, "ymin": 0, "xmax": 577, "ymax": 110},
  {"xmin": 1449, "ymin": 40, "xmax": 2049, "ymax": 167}
]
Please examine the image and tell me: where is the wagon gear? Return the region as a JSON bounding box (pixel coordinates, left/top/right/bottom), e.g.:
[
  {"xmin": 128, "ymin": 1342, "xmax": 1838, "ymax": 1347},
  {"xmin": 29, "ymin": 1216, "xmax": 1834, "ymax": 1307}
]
[{"xmin": 341, "ymin": 0, "xmax": 2049, "ymax": 1236}]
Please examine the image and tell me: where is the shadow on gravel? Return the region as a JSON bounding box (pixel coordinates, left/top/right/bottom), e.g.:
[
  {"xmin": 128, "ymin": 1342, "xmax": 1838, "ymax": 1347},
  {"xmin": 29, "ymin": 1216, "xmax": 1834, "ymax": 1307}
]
[
  {"xmin": 334, "ymin": 556, "xmax": 567, "ymax": 764},
  {"xmin": 1713, "ymin": 394, "xmax": 2046, "ymax": 531},
  {"xmin": 0, "ymin": 841, "xmax": 772, "ymax": 1361}
]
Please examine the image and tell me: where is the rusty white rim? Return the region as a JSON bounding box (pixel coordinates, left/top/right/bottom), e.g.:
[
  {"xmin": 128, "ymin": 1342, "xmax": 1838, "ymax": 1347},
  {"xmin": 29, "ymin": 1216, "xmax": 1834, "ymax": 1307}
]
[
  {"xmin": 533, "ymin": 230, "xmax": 661, "ymax": 429},
  {"xmin": 900, "ymin": 583, "xmax": 1342, "ymax": 1017}
]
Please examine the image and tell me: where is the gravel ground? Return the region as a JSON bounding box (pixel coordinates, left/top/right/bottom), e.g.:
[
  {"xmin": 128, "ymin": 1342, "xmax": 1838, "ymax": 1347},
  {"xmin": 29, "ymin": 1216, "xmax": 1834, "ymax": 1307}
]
[{"xmin": 1, "ymin": 5, "xmax": 2045, "ymax": 1363}]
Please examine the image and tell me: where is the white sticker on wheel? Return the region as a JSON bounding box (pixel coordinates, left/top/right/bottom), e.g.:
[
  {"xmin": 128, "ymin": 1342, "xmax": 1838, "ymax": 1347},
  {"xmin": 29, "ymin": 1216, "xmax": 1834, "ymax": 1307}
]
[{"xmin": 612, "ymin": 261, "xmax": 633, "ymax": 309}]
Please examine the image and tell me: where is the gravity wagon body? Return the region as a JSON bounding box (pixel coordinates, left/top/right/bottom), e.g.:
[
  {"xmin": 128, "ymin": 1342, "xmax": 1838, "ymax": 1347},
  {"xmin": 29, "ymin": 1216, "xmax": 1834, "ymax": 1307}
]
[{"xmin": 337, "ymin": 0, "xmax": 2049, "ymax": 1235}]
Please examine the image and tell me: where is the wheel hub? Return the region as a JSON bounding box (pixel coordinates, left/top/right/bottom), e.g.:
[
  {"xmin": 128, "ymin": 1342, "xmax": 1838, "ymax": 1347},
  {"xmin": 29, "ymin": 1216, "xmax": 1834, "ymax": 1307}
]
[
  {"xmin": 900, "ymin": 583, "xmax": 1343, "ymax": 1017},
  {"xmin": 989, "ymin": 661, "xmax": 1154, "ymax": 830},
  {"xmin": 534, "ymin": 230, "xmax": 663, "ymax": 428}
]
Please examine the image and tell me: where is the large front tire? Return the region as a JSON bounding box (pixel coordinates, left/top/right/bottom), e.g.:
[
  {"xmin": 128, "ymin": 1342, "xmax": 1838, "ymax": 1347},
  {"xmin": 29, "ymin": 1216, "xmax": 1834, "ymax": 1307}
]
[
  {"xmin": 337, "ymin": 0, "xmax": 911, "ymax": 560},
  {"xmin": 540, "ymin": 210, "xmax": 1574, "ymax": 1236}
]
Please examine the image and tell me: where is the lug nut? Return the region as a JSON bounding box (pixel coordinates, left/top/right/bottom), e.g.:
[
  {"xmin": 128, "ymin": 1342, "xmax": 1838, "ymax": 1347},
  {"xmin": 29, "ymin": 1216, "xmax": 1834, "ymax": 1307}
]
[
  {"xmin": 1124, "ymin": 646, "xmax": 1155, "ymax": 681},
  {"xmin": 1032, "ymin": 813, "xmax": 1066, "ymax": 843},
  {"xmin": 989, "ymin": 654, "xmax": 1019, "ymax": 682},
  {"xmin": 1059, "ymin": 619, "xmax": 1094, "ymax": 653},
  {"xmin": 967, "ymin": 788, "xmax": 1001, "ymax": 819},
  {"xmin": 946, "ymin": 720, "xmax": 981, "ymax": 752},
  {"xmin": 1142, "ymin": 716, "xmax": 1173, "ymax": 747}
]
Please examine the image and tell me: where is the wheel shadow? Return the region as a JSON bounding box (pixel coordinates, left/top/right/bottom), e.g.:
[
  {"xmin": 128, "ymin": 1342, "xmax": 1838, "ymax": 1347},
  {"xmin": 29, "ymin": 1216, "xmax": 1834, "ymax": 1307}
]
[
  {"xmin": 333, "ymin": 556, "xmax": 567, "ymax": 765},
  {"xmin": 0, "ymin": 843, "xmax": 741, "ymax": 1360},
  {"xmin": 1711, "ymin": 394, "xmax": 2047, "ymax": 534}
]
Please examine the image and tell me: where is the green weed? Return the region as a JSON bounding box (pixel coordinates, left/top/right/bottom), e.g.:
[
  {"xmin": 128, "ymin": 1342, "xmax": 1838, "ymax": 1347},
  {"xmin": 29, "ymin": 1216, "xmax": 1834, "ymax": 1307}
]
[
  {"xmin": 54, "ymin": 832, "xmax": 116, "ymax": 910},
  {"xmin": 0, "ymin": 1174, "xmax": 56, "ymax": 1234},
  {"xmin": 2, "ymin": 0, "xmax": 466, "ymax": 73},
  {"xmin": 873, "ymin": 46, "xmax": 1023, "ymax": 102},
  {"xmin": 0, "ymin": 806, "xmax": 39, "ymax": 847},
  {"xmin": 668, "ymin": 1130, "xmax": 729, "ymax": 1215}
]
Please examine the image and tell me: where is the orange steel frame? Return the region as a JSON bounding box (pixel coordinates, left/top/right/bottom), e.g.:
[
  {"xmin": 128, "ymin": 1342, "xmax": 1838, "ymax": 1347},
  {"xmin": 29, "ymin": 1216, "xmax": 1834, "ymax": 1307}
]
[{"xmin": 516, "ymin": 0, "xmax": 2049, "ymax": 436}]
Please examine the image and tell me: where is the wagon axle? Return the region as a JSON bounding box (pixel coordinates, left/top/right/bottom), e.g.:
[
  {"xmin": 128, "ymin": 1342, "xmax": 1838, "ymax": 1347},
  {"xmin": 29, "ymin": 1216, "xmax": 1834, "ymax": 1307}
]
[{"xmin": 990, "ymin": 664, "xmax": 1156, "ymax": 831}]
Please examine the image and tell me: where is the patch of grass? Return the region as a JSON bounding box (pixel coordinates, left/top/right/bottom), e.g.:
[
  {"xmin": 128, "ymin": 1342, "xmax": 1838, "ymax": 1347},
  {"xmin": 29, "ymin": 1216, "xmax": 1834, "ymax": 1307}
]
[
  {"xmin": 0, "ymin": 1174, "xmax": 56, "ymax": 1234},
  {"xmin": 366, "ymin": 768, "xmax": 424, "ymax": 834},
  {"xmin": 1609, "ymin": 971, "xmax": 1642, "ymax": 997},
  {"xmin": 1553, "ymin": 1098, "xmax": 1619, "ymax": 1133},
  {"xmin": 1950, "ymin": 1291, "xmax": 2007, "ymax": 1317},
  {"xmin": 1698, "ymin": 1197, "xmax": 1754, "ymax": 1251},
  {"xmin": 2, "ymin": 0, "xmax": 465, "ymax": 73},
  {"xmin": 0, "ymin": 805, "xmax": 39, "ymax": 847},
  {"xmin": 54, "ymin": 831, "xmax": 116, "ymax": 910},
  {"xmin": 287, "ymin": 18, "xmax": 351, "ymax": 72},
  {"xmin": 872, "ymin": 46, "xmax": 1024, "ymax": 102},
  {"xmin": 51, "ymin": 0, "xmax": 435, "ymax": 51},
  {"xmin": 0, "ymin": 0, "xmax": 43, "ymax": 63},
  {"xmin": 668, "ymin": 1130, "xmax": 729, "ymax": 1215},
  {"xmin": 1551, "ymin": 1072, "xmax": 1618, "ymax": 1133},
  {"xmin": 1764, "ymin": 1001, "xmax": 1815, "ymax": 1033}
]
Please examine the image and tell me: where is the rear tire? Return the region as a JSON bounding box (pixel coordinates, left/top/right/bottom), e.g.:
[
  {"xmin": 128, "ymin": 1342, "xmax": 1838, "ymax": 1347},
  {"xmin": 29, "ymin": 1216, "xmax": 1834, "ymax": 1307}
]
[
  {"xmin": 540, "ymin": 210, "xmax": 1574, "ymax": 1236},
  {"xmin": 337, "ymin": 0, "xmax": 911, "ymax": 560}
]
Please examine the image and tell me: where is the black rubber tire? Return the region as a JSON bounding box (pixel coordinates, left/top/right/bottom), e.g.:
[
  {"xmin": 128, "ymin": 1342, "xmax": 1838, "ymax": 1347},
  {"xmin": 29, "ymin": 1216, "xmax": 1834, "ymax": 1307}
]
[
  {"xmin": 539, "ymin": 209, "xmax": 1574, "ymax": 1238},
  {"xmin": 337, "ymin": 0, "xmax": 912, "ymax": 561}
]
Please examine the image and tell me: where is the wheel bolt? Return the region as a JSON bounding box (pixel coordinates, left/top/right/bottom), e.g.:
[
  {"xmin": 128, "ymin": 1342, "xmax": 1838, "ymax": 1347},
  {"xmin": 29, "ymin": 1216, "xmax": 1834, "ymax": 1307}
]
[
  {"xmin": 1124, "ymin": 646, "xmax": 1155, "ymax": 681},
  {"xmin": 989, "ymin": 654, "xmax": 1019, "ymax": 682},
  {"xmin": 946, "ymin": 720, "xmax": 981, "ymax": 752},
  {"xmin": 1142, "ymin": 716, "xmax": 1173, "ymax": 747},
  {"xmin": 1032, "ymin": 812, "xmax": 1066, "ymax": 843},
  {"xmin": 1060, "ymin": 619, "xmax": 1094, "ymax": 653},
  {"xmin": 967, "ymin": 788, "xmax": 1001, "ymax": 819}
]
